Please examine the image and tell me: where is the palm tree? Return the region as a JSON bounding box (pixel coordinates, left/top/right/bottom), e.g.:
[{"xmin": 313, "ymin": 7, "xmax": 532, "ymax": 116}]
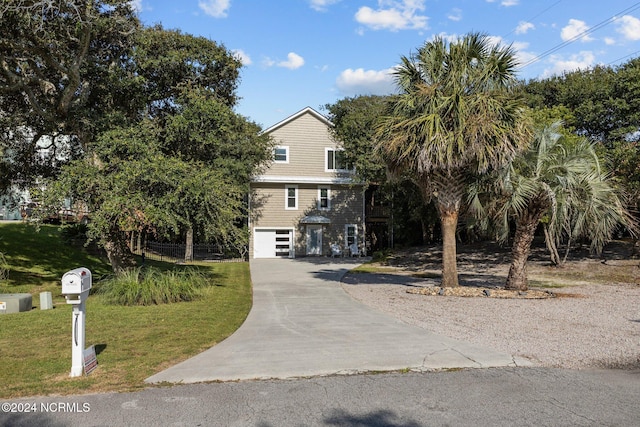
[
  {"xmin": 376, "ymin": 33, "xmax": 532, "ymax": 287},
  {"xmin": 495, "ymin": 122, "xmax": 635, "ymax": 291}
]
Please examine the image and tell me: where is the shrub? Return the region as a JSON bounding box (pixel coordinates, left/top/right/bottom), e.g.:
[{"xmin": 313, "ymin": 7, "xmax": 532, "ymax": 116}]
[
  {"xmin": 372, "ymin": 248, "xmax": 392, "ymax": 262},
  {"xmin": 97, "ymin": 267, "xmax": 208, "ymax": 306},
  {"xmin": 60, "ymin": 223, "xmax": 89, "ymax": 245}
]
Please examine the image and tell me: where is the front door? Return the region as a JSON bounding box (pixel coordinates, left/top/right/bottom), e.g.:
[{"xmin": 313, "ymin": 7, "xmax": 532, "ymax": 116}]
[{"xmin": 306, "ymin": 225, "xmax": 323, "ymax": 256}]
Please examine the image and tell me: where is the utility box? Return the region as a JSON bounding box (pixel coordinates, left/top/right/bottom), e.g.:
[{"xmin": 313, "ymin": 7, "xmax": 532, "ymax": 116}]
[
  {"xmin": 0, "ymin": 293, "xmax": 32, "ymax": 314},
  {"xmin": 40, "ymin": 291, "xmax": 53, "ymax": 310},
  {"xmin": 61, "ymin": 267, "xmax": 92, "ymax": 304}
]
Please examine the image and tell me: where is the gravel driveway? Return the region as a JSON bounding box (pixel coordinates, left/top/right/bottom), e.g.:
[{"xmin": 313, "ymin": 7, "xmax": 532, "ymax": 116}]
[{"xmin": 341, "ymin": 245, "xmax": 640, "ymax": 370}]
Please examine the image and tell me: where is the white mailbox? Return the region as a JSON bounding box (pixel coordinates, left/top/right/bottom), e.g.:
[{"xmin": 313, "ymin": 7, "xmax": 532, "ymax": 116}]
[
  {"xmin": 61, "ymin": 267, "xmax": 93, "ymax": 377},
  {"xmin": 61, "ymin": 267, "xmax": 92, "ymax": 304}
]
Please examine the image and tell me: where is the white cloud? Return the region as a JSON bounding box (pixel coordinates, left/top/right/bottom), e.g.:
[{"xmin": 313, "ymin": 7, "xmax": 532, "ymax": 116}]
[
  {"xmin": 336, "ymin": 68, "xmax": 397, "ymax": 96},
  {"xmin": 129, "ymin": 0, "xmax": 143, "ymax": 13},
  {"xmin": 355, "ymin": 0, "xmax": 428, "ymax": 32},
  {"xmin": 511, "ymin": 41, "xmax": 537, "ymax": 68},
  {"xmin": 309, "ymin": 0, "xmax": 341, "ymax": 12},
  {"xmin": 431, "ymin": 32, "xmax": 461, "ymax": 44},
  {"xmin": 543, "ymin": 51, "xmax": 596, "ymax": 77},
  {"xmin": 262, "ymin": 57, "xmax": 276, "ymax": 67},
  {"xmin": 486, "ymin": 0, "xmax": 519, "ymax": 6},
  {"xmin": 278, "ymin": 52, "xmax": 305, "ymax": 70},
  {"xmin": 487, "ymin": 35, "xmax": 505, "ymax": 48},
  {"xmin": 515, "ymin": 21, "xmax": 534, "ymax": 34},
  {"xmin": 447, "ymin": 8, "xmax": 462, "ymax": 22},
  {"xmin": 232, "ymin": 49, "xmax": 252, "ymax": 66},
  {"xmin": 199, "ymin": 0, "xmax": 230, "ymax": 18},
  {"xmin": 604, "ymin": 37, "xmax": 616, "ymax": 45},
  {"xmin": 616, "ymin": 15, "xmax": 640, "ymax": 40},
  {"xmin": 561, "ymin": 19, "xmax": 593, "ymax": 42}
]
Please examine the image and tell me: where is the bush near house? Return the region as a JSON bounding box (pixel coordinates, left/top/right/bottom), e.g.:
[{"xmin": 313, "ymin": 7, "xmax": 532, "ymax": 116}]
[{"xmin": 97, "ymin": 267, "xmax": 209, "ymax": 306}]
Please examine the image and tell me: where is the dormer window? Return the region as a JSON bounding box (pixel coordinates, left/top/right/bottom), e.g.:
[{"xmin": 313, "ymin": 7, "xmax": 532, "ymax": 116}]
[
  {"xmin": 274, "ymin": 146, "xmax": 289, "ymax": 163},
  {"xmin": 325, "ymin": 148, "xmax": 347, "ymax": 171}
]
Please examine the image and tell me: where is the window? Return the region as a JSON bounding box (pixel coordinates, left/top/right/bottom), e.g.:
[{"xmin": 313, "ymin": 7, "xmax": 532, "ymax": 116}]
[
  {"xmin": 274, "ymin": 146, "xmax": 289, "ymax": 163},
  {"xmin": 346, "ymin": 224, "xmax": 357, "ymax": 246},
  {"xmin": 325, "ymin": 148, "xmax": 347, "ymax": 171},
  {"xmin": 318, "ymin": 186, "xmax": 330, "ymax": 210},
  {"xmin": 285, "ymin": 185, "xmax": 298, "ymax": 210}
]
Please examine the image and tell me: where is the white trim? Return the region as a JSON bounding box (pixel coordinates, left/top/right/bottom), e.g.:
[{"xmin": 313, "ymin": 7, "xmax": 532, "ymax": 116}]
[
  {"xmin": 317, "ymin": 185, "xmax": 331, "ymax": 211},
  {"xmin": 263, "ymin": 107, "xmax": 333, "ymax": 134},
  {"xmin": 253, "ymin": 226, "xmax": 295, "ymax": 231},
  {"xmin": 252, "ymin": 175, "xmax": 356, "ymax": 185},
  {"xmin": 274, "ymin": 146, "xmax": 289, "ymax": 163},
  {"xmin": 285, "ymin": 185, "xmax": 298, "ymax": 210},
  {"xmin": 247, "ymin": 190, "xmax": 252, "ymax": 230}
]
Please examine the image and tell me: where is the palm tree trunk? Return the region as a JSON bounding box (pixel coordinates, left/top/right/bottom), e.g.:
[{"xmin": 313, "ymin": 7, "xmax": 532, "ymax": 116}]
[
  {"xmin": 431, "ymin": 171, "xmax": 464, "ymax": 288},
  {"xmin": 543, "ymin": 224, "xmax": 561, "ymax": 266},
  {"xmin": 440, "ymin": 208, "xmax": 459, "ymax": 287},
  {"xmin": 506, "ymin": 209, "xmax": 544, "ymax": 291}
]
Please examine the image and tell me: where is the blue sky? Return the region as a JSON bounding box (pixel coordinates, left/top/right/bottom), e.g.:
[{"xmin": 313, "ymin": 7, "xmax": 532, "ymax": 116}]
[{"xmin": 134, "ymin": 1, "xmax": 640, "ymax": 128}]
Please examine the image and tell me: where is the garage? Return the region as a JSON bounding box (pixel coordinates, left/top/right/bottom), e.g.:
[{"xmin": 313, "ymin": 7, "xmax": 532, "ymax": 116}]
[{"xmin": 253, "ymin": 229, "xmax": 294, "ymax": 258}]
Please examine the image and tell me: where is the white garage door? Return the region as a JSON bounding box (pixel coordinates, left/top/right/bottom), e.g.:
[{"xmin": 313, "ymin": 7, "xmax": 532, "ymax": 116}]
[{"xmin": 254, "ymin": 229, "xmax": 293, "ymax": 258}]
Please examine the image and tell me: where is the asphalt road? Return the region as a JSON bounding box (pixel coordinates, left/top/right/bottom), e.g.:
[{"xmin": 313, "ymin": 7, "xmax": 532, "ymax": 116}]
[{"xmin": 2, "ymin": 367, "xmax": 639, "ymax": 426}]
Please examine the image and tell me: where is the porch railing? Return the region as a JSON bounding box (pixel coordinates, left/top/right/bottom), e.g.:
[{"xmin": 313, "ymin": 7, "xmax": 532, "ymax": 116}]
[{"xmin": 365, "ymin": 205, "xmax": 390, "ymax": 218}]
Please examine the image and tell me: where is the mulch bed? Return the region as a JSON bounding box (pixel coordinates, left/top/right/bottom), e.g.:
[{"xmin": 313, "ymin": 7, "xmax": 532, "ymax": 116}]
[{"xmin": 406, "ymin": 286, "xmax": 555, "ymax": 299}]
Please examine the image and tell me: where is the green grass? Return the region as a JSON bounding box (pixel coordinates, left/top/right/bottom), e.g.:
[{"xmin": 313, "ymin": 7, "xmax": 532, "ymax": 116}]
[
  {"xmin": 0, "ymin": 223, "xmax": 252, "ymax": 398},
  {"xmin": 0, "ymin": 223, "xmax": 112, "ymax": 301},
  {"xmin": 350, "ymin": 263, "xmax": 397, "ymax": 274},
  {"xmin": 527, "ymin": 280, "xmax": 569, "ymax": 289},
  {"xmin": 409, "ymin": 271, "xmax": 441, "ymax": 279}
]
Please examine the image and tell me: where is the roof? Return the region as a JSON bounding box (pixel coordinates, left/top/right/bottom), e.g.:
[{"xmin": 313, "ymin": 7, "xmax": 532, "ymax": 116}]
[
  {"xmin": 299, "ymin": 215, "xmax": 331, "ymax": 224},
  {"xmin": 262, "ymin": 107, "xmax": 333, "ymax": 134}
]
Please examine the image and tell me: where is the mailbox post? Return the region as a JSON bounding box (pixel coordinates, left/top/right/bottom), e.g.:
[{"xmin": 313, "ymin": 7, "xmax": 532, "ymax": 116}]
[{"xmin": 61, "ymin": 267, "xmax": 92, "ymax": 377}]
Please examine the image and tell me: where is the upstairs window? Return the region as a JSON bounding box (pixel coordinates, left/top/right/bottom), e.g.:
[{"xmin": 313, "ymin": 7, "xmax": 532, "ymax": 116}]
[
  {"xmin": 325, "ymin": 148, "xmax": 347, "ymax": 171},
  {"xmin": 274, "ymin": 146, "xmax": 289, "ymax": 163}
]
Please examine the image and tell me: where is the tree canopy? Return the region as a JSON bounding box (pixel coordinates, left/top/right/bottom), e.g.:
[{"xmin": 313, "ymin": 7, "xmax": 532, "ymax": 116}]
[
  {"xmin": 522, "ymin": 59, "xmax": 640, "ymax": 212},
  {"xmin": 2, "ymin": 1, "xmax": 273, "ymax": 271},
  {"xmin": 325, "ymin": 95, "xmax": 390, "ymax": 184},
  {"xmin": 0, "ymin": 0, "xmax": 139, "ymax": 191}
]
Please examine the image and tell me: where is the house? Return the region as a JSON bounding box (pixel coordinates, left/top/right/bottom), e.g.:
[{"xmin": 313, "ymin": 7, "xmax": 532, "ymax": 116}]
[{"xmin": 249, "ymin": 107, "xmax": 365, "ymax": 258}]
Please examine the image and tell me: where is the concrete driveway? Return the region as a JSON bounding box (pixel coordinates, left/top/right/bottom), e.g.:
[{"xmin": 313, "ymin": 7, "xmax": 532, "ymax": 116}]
[{"xmin": 146, "ymin": 258, "xmax": 528, "ymax": 384}]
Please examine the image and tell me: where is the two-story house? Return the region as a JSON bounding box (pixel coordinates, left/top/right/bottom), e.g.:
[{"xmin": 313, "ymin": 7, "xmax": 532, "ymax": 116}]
[{"xmin": 249, "ymin": 107, "xmax": 365, "ymax": 258}]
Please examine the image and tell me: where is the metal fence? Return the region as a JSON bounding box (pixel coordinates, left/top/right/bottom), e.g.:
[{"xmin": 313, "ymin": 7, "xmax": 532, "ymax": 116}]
[{"xmin": 131, "ymin": 241, "xmax": 246, "ymax": 263}]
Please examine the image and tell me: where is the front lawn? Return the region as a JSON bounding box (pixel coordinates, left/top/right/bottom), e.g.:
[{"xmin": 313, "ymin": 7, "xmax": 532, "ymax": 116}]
[{"xmin": 0, "ymin": 223, "xmax": 252, "ymax": 398}]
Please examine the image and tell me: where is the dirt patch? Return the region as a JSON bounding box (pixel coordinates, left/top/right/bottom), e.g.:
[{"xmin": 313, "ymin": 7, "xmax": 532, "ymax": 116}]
[{"xmin": 362, "ymin": 239, "xmax": 640, "ymax": 292}]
